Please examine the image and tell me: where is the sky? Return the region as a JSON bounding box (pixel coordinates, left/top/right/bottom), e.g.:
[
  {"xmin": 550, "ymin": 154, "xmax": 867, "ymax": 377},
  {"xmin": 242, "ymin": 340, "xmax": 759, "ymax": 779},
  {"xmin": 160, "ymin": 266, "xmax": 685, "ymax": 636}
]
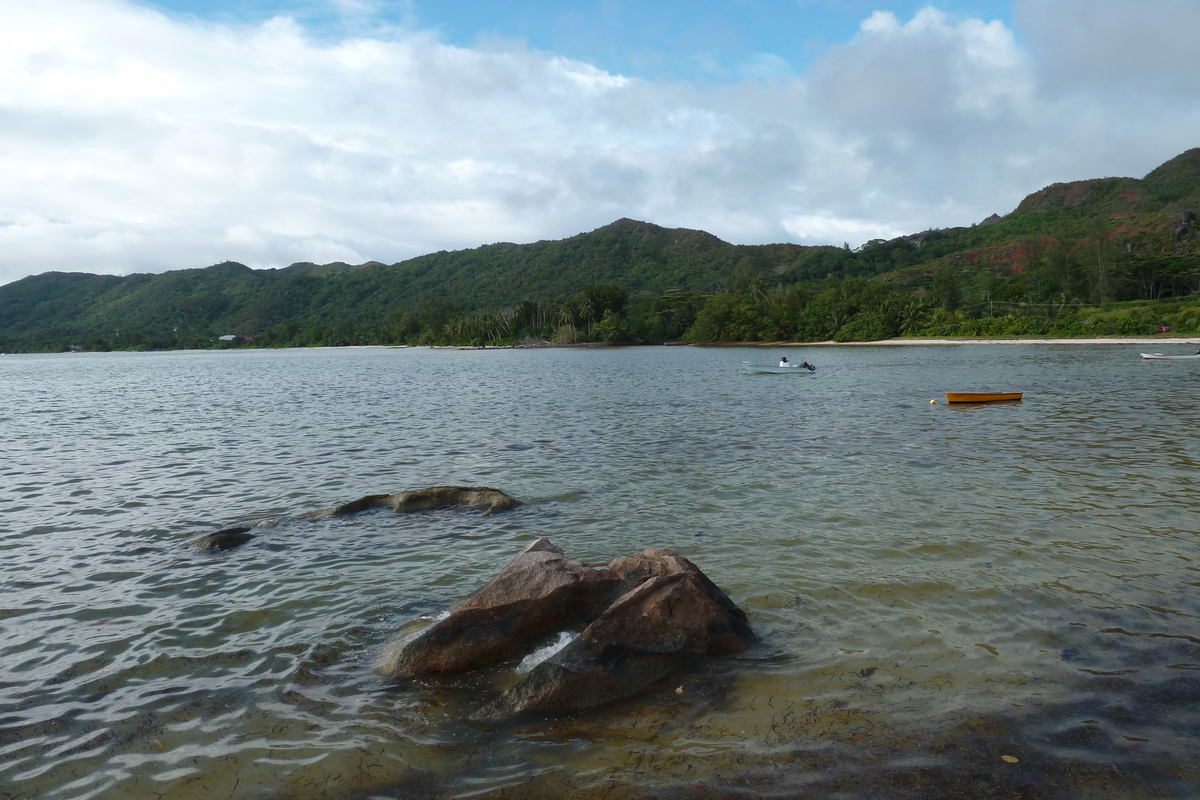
[{"xmin": 1, "ymin": 0, "xmax": 1198, "ymax": 287}]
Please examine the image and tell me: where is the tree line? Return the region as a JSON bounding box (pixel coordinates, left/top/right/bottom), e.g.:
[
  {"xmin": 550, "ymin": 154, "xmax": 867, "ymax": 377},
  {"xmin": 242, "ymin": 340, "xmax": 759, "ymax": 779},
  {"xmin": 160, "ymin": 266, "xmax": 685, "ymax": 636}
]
[{"xmin": 14, "ymin": 247, "xmax": 1195, "ymax": 354}]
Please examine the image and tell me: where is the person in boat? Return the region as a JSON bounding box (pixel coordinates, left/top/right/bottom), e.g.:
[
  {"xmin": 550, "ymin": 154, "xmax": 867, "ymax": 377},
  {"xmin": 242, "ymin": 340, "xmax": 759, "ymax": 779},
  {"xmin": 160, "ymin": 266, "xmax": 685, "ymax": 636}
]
[{"xmin": 779, "ymin": 356, "xmax": 790, "ymax": 367}]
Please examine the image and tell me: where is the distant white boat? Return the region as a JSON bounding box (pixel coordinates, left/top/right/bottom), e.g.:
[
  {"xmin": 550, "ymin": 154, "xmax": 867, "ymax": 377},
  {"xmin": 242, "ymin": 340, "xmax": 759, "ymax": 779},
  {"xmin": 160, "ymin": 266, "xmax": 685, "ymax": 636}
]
[
  {"xmin": 741, "ymin": 361, "xmax": 816, "ymax": 375},
  {"xmin": 1140, "ymin": 352, "xmax": 1200, "ymax": 360}
]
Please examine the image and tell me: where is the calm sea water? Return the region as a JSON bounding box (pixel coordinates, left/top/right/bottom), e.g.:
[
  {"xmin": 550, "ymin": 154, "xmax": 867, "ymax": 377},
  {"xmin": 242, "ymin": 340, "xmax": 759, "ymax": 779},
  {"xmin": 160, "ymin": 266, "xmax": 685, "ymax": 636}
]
[{"xmin": 2, "ymin": 343, "xmax": 1200, "ymax": 800}]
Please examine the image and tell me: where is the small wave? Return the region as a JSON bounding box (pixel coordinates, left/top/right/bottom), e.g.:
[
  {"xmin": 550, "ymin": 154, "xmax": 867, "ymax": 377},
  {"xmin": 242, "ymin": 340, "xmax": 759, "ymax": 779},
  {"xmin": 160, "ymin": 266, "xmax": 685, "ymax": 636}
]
[{"xmin": 516, "ymin": 631, "xmax": 575, "ymax": 674}]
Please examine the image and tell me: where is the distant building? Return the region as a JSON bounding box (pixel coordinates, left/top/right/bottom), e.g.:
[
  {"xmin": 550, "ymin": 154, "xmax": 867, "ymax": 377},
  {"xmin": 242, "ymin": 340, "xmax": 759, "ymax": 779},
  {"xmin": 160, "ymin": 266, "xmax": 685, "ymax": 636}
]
[{"xmin": 218, "ymin": 335, "xmax": 237, "ymax": 341}]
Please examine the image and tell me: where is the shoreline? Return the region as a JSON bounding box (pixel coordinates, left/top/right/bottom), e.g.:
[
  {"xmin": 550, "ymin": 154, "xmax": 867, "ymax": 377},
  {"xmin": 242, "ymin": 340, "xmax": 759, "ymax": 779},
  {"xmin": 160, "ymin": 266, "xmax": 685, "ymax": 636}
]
[
  {"xmin": 447, "ymin": 336, "xmax": 1200, "ymax": 350},
  {"xmin": 707, "ymin": 336, "xmax": 1200, "ymax": 347},
  {"xmin": 12, "ymin": 336, "xmax": 1200, "ymax": 356}
]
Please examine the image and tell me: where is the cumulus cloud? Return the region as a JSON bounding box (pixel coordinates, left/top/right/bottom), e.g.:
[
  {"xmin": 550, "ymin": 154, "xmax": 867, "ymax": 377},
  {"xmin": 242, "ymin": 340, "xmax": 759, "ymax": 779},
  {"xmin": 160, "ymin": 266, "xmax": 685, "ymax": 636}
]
[{"xmin": 0, "ymin": 0, "xmax": 1197, "ymax": 287}]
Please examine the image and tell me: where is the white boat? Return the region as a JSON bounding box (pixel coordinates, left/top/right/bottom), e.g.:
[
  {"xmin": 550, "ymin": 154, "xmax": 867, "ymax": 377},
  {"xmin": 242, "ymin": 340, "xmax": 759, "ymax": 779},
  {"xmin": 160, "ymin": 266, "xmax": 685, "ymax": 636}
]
[
  {"xmin": 1140, "ymin": 353, "xmax": 1200, "ymax": 360},
  {"xmin": 741, "ymin": 361, "xmax": 816, "ymax": 375}
]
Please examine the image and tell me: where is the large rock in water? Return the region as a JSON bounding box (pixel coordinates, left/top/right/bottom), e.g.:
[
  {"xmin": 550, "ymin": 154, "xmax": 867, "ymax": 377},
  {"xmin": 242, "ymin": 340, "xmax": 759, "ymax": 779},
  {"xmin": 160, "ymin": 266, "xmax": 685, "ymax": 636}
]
[
  {"xmin": 306, "ymin": 486, "xmax": 520, "ymax": 519},
  {"xmin": 376, "ymin": 538, "xmax": 621, "ymax": 679},
  {"xmin": 473, "ymin": 548, "xmax": 753, "ymax": 719}
]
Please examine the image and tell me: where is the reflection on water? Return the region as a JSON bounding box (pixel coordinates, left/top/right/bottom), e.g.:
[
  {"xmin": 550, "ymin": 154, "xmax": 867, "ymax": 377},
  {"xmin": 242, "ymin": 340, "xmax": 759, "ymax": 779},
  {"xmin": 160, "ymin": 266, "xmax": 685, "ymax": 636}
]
[{"xmin": 2, "ymin": 344, "xmax": 1200, "ymax": 799}]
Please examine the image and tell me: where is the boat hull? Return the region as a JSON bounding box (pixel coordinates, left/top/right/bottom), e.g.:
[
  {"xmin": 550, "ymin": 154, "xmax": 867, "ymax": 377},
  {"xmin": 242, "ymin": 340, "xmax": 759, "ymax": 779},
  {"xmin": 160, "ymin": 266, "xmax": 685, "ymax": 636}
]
[
  {"xmin": 944, "ymin": 392, "xmax": 1023, "ymax": 404},
  {"xmin": 741, "ymin": 362, "xmax": 814, "ymax": 375},
  {"xmin": 1141, "ymin": 353, "xmax": 1200, "ymax": 360}
]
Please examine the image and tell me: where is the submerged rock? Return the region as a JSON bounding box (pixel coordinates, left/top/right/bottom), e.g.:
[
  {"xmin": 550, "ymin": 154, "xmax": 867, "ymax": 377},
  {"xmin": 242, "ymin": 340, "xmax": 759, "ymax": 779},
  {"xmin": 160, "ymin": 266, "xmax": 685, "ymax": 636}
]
[
  {"xmin": 188, "ymin": 488, "xmax": 519, "ymax": 554},
  {"xmin": 307, "ymin": 486, "xmax": 520, "ymax": 519},
  {"xmin": 187, "ymin": 525, "xmax": 256, "ymax": 552},
  {"xmin": 474, "ymin": 554, "xmax": 753, "ymax": 719},
  {"xmin": 376, "ymin": 538, "xmax": 621, "ymax": 679}
]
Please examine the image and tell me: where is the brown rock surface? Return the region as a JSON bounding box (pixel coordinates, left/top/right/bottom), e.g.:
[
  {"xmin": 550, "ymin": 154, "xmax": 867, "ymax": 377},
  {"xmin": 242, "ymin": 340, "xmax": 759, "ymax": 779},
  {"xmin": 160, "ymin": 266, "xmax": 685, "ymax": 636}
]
[
  {"xmin": 608, "ymin": 547, "xmax": 750, "ymax": 622},
  {"xmin": 376, "ymin": 538, "xmax": 620, "ymax": 678}
]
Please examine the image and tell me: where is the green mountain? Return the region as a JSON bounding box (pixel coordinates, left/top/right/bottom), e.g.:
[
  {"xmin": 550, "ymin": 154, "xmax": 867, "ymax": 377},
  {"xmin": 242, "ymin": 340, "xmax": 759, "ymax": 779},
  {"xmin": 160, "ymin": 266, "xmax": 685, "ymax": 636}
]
[
  {"xmin": 2, "ymin": 149, "xmax": 1198, "ymax": 351},
  {"xmin": 0, "ymin": 219, "xmax": 831, "ymax": 349}
]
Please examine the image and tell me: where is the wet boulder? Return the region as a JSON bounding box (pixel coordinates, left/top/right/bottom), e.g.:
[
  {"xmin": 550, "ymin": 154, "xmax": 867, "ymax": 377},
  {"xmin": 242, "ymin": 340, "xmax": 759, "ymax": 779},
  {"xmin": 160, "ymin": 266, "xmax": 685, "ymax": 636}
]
[
  {"xmin": 474, "ymin": 556, "xmax": 753, "ymax": 719},
  {"xmin": 186, "ymin": 525, "xmax": 256, "ymax": 552},
  {"xmin": 377, "ymin": 538, "xmax": 621, "ymax": 679},
  {"xmin": 307, "ymin": 486, "xmax": 520, "ymax": 519},
  {"xmin": 608, "ymin": 547, "xmax": 750, "ymax": 623}
]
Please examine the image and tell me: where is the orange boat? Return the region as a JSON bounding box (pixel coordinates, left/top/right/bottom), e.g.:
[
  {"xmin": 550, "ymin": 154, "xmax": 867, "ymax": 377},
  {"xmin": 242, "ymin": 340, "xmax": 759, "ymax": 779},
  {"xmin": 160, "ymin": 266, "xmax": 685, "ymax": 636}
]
[{"xmin": 944, "ymin": 392, "xmax": 1023, "ymax": 404}]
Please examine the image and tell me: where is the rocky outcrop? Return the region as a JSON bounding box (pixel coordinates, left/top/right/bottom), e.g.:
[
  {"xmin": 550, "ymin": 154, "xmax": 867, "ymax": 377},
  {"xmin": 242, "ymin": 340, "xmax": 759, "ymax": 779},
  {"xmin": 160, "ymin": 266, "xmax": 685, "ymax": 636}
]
[
  {"xmin": 380, "ymin": 540, "xmax": 753, "ymax": 718},
  {"xmin": 474, "ymin": 563, "xmax": 752, "ymax": 719},
  {"xmin": 1176, "ymin": 210, "xmax": 1196, "ymax": 240},
  {"xmin": 376, "ymin": 538, "xmax": 621, "ymax": 678},
  {"xmin": 186, "ymin": 525, "xmax": 256, "ymax": 552},
  {"xmin": 306, "ymin": 486, "xmax": 520, "ymax": 519}
]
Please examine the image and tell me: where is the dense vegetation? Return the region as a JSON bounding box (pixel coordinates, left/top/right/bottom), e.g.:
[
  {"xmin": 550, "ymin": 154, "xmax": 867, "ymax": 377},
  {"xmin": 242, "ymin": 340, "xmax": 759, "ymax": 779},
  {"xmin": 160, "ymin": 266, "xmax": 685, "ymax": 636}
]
[{"xmin": 2, "ymin": 149, "xmax": 1199, "ymax": 352}]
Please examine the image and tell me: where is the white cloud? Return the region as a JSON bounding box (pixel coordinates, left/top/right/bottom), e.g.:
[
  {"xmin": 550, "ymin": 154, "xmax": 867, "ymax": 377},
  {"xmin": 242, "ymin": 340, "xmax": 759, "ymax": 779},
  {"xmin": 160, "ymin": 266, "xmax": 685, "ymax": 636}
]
[
  {"xmin": 1017, "ymin": 0, "xmax": 1200, "ymax": 96},
  {"xmin": 782, "ymin": 214, "xmax": 906, "ymax": 247},
  {"xmin": 1007, "ymin": 0, "xmax": 1200, "ymax": 179},
  {"xmin": 0, "ymin": 0, "xmax": 1197, "ymax": 289}
]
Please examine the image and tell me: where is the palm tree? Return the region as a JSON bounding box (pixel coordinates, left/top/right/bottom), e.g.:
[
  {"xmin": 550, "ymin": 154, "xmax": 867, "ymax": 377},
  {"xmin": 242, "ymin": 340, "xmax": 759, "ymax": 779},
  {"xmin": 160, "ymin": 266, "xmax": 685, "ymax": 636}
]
[
  {"xmin": 579, "ymin": 296, "xmax": 596, "ymax": 334},
  {"xmin": 897, "ymin": 301, "xmax": 928, "ymax": 335}
]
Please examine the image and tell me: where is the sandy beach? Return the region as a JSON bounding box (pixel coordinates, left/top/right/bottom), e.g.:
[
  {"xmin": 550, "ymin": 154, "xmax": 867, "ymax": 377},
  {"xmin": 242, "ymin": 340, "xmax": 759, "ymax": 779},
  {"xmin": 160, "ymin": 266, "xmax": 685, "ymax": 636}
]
[
  {"xmin": 755, "ymin": 337, "xmax": 1200, "ymax": 347},
  {"xmin": 439, "ymin": 337, "xmax": 1200, "ymax": 350}
]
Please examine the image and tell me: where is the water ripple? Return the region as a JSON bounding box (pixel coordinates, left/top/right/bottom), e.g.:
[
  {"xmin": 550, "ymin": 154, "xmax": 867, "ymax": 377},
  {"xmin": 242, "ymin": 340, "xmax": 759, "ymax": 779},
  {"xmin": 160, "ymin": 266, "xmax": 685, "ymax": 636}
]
[{"xmin": 2, "ymin": 345, "xmax": 1200, "ymax": 799}]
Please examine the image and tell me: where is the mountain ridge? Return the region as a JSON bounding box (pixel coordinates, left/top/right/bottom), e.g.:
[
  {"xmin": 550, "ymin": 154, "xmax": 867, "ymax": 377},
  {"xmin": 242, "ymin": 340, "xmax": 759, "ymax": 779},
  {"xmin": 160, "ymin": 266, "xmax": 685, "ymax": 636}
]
[{"xmin": 2, "ymin": 148, "xmax": 1197, "ymax": 350}]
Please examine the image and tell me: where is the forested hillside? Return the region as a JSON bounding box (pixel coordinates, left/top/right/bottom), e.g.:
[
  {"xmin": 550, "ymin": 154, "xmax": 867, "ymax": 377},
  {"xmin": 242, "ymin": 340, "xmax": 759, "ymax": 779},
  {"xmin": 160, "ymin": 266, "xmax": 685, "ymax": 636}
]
[{"xmin": 2, "ymin": 149, "xmax": 1199, "ymax": 351}]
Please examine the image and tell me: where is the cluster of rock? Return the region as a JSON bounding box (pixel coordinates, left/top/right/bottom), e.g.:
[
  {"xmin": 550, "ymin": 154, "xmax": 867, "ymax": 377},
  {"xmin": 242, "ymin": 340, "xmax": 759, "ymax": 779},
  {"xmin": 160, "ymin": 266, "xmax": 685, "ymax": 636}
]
[
  {"xmin": 376, "ymin": 538, "xmax": 753, "ymax": 719},
  {"xmin": 184, "ymin": 489, "xmax": 750, "ymax": 717}
]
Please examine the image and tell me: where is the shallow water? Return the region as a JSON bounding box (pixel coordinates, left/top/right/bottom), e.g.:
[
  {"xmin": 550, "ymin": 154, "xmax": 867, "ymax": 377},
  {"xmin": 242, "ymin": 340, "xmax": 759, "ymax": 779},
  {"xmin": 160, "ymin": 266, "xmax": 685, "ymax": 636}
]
[{"xmin": 2, "ymin": 344, "xmax": 1200, "ymax": 800}]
